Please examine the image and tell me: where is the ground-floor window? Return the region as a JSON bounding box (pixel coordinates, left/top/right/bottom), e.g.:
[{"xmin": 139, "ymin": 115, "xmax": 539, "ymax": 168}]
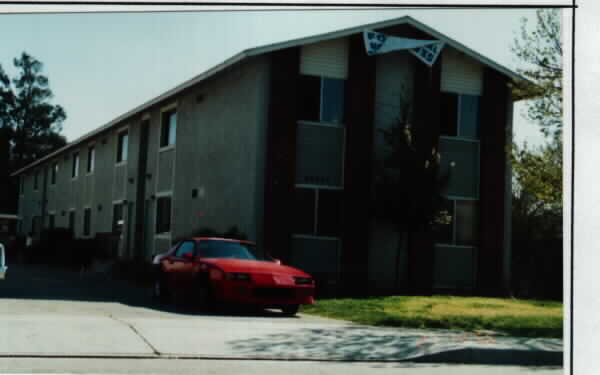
[
  {"xmin": 48, "ymin": 214, "xmax": 55, "ymax": 230},
  {"xmin": 155, "ymin": 196, "xmax": 171, "ymax": 234},
  {"xmin": 433, "ymin": 198, "xmax": 479, "ymax": 247},
  {"xmin": 83, "ymin": 208, "xmax": 91, "ymax": 236},
  {"xmin": 112, "ymin": 203, "xmax": 123, "ymax": 234},
  {"xmin": 293, "ymin": 187, "xmax": 343, "ymax": 237},
  {"xmin": 68, "ymin": 211, "xmax": 75, "ymax": 235}
]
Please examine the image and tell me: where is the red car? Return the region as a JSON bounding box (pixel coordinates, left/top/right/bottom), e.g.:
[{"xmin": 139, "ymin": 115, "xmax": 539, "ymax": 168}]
[{"xmin": 152, "ymin": 237, "xmax": 315, "ymax": 316}]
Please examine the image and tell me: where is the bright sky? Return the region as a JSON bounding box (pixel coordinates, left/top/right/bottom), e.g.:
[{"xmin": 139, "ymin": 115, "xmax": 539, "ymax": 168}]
[{"xmin": 0, "ymin": 7, "xmax": 549, "ymax": 147}]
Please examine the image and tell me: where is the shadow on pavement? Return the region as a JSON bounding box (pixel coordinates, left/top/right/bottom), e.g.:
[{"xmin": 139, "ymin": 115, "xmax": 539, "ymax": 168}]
[{"xmin": 0, "ymin": 263, "xmax": 289, "ymax": 318}]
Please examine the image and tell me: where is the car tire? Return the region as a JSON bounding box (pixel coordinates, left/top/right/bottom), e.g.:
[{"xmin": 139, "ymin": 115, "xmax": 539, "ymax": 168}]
[
  {"xmin": 281, "ymin": 304, "xmax": 300, "ymax": 317},
  {"xmin": 153, "ymin": 273, "xmax": 170, "ymax": 305}
]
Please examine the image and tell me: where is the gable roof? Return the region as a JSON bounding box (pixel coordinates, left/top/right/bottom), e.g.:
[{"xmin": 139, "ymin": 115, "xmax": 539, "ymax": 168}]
[{"xmin": 12, "ymin": 15, "xmax": 527, "ymax": 177}]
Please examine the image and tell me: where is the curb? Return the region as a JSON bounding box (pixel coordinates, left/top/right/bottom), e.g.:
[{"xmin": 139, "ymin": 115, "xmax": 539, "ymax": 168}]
[
  {"xmin": 411, "ymin": 348, "xmax": 563, "ymax": 366},
  {"xmin": 0, "ymin": 349, "xmax": 563, "ymax": 366}
]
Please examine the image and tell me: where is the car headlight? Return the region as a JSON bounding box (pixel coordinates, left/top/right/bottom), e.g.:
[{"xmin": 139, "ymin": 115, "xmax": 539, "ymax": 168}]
[
  {"xmin": 226, "ymin": 272, "xmax": 251, "ymax": 281},
  {"xmin": 294, "ymin": 276, "xmax": 313, "ymax": 285}
]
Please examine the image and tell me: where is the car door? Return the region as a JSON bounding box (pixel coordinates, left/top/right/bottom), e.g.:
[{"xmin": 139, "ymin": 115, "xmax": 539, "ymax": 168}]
[{"xmin": 171, "ymin": 241, "xmax": 197, "ymax": 291}]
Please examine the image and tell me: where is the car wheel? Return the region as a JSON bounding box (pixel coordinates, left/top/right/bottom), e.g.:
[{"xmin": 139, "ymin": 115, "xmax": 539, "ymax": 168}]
[
  {"xmin": 281, "ymin": 304, "xmax": 300, "ymax": 317},
  {"xmin": 153, "ymin": 273, "xmax": 170, "ymax": 304}
]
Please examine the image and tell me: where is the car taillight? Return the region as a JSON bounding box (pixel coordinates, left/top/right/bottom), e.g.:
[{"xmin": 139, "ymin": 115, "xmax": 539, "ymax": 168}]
[
  {"xmin": 209, "ymin": 268, "xmax": 224, "ymax": 280},
  {"xmin": 294, "ymin": 276, "xmax": 313, "ymax": 285}
]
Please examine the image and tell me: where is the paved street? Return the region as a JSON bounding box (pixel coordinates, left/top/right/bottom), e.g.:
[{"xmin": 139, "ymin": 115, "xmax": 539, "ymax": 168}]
[{"xmin": 0, "ymin": 263, "xmax": 563, "ymax": 373}]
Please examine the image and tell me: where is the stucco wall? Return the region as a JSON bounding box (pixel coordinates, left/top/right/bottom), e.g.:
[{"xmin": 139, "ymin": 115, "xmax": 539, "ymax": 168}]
[{"xmin": 170, "ymin": 55, "xmax": 270, "ymax": 250}]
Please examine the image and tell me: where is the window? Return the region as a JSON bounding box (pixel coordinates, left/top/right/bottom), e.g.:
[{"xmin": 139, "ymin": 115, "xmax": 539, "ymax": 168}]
[
  {"xmin": 83, "ymin": 208, "xmax": 91, "ymax": 236},
  {"xmin": 48, "ymin": 214, "xmax": 55, "ymax": 230},
  {"xmin": 72, "ymin": 152, "xmax": 79, "ymax": 178},
  {"xmin": 20, "ymin": 175, "xmax": 24, "ymax": 194},
  {"xmin": 298, "ymin": 75, "xmax": 345, "ymax": 124},
  {"xmin": 432, "ymin": 198, "xmax": 479, "ymax": 246},
  {"xmin": 87, "ymin": 146, "xmax": 95, "ymax": 173},
  {"xmin": 160, "ymin": 110, "xmax": 177, "ymax": 148},
  {"xmin": 51, "ymin": 163, "xmax": 58, "ymax": 185},
  {"xmin": 34, "ymin": 171, "xmax": 39, "ymax": 190},
  {"xmin": 68, "ymin": 211, "xmax": 75, "ymax": 234},
  {"xmin": 440, "ymin": 92, "xmax": 480, "ymax": 139},
  {"xmin": 175, "ymin": 241, "xmax": 196, "ymax": 258},
  {"xmin": 293, "ymin": 188, "xmax": 342, "ymax": 237},
  {"xmin": 112, "ymin": 203, "xmax": 123, "ymax": 234},
  {"xmin": 155, "ymin": 196, "xmax": 172, "ymax": 234},
  {"xmin": 117, "ymin": 131, "xmax": 128, "ymax": 163}
]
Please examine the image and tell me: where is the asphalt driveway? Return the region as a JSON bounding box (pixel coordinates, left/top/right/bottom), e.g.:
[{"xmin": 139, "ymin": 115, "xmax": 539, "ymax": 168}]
[{"xmin": 0, "ymin": 264, "xmax": 562, "ymax": 365}]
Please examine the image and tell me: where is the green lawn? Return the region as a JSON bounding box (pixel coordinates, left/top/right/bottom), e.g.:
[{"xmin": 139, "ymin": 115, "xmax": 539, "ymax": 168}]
[{"xmin": 301, "ymin": 296, "xmax": 563, "ymax": 338}]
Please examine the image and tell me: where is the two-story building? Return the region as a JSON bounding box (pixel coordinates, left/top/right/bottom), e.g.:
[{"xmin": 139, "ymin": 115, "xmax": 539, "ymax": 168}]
[{"xmin": 12, "ymin": 16, "xmax": 524, "ymax": 295}]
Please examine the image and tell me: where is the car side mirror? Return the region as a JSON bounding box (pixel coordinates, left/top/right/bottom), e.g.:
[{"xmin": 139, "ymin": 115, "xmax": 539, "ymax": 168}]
[{"xmin": 183, "ymin": 253, "xmax": 194, "ymax": 260}]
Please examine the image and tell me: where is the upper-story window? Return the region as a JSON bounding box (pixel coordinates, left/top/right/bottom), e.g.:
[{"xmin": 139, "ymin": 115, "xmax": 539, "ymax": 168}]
[
  {"xmin": 117, "ymin": 130, "xmax": 128, "ymax": 163},
  {"xmin": 51, "ymin": 162, "xmax": 58, "ymax": 185},
  {"xmin": 87, "ymin": 145, "xmax": 95, "ymax": 173},
  {"xmin": 160, "ymin": 109, "xmax": 177, "ymax": 148},
  {"xmin": 72, "ymin": 152, "xmax": 79, "ymax": 178},
  {"xmin": 298, "ymin": 75, "xmax": 345, "ymax": 125},
  {"xmin": 440, "ymin": 92, "xmax": 480, "ymax": 139}
]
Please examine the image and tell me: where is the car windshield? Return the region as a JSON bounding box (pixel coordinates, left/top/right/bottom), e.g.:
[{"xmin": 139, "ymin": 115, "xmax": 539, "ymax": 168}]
[{"xmin": 198, "ymin": 240, "xmax": 267, "ymax": 261}]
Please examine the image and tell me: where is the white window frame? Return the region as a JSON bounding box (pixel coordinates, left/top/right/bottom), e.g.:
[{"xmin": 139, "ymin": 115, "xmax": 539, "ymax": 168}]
[
  {"xmin": 82, "ymin": 206, "xmax": 92, "ymax": 238},
  {"xmin": 68, "ymin": 208, "xmax": 76, "ymax": 236},
  {"xmin": 159, "ymin": 103, "xmax": 178, "ymax": 152},
  {"xmin": 86, "ymin": 143, "xmax": 96, "ymax": 175},
  {"xmin": 71, "ymin": 152, "xmax": 80, "ymax": 180},
  {"xmin": 154, "ymin": 191, "xmax": 173, "ymax": 239},
  {"xmin": 116, "ymin": 126, "xmax": 129, "ymax": 166},
  {"xmin": 50, "ymin": 162, "xmax": 59, "ymax": 187}
]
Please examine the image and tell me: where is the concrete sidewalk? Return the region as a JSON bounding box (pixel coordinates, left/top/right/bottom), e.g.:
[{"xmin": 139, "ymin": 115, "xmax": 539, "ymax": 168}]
[
  {"xmin": 0, "ymin": 310, "xmax": 563, "ymax": 365},
  {"xmin": 0, "ymin": 264, "xmax": 563, "ymax": 366}
]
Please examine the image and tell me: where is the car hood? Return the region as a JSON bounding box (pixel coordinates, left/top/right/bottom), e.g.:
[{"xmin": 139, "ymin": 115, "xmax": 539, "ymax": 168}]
[{"xmin": 201, "ymin": 258, "xmax": 311, "ymax": 277}]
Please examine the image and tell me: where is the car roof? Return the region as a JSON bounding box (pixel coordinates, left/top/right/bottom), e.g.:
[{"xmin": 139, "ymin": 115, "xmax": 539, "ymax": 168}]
[{"xmin": 190, "ymin": 237, "xmax": 256, "ymax": 245}]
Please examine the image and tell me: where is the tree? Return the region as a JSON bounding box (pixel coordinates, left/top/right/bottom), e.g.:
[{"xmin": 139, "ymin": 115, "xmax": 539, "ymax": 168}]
[
  {"xmin": 512, "ymin": 9, "xmax": 562, "ymax": 140},
  {"xmin": 0, "ymin": 52, "xmax": 67, "ymax": 171},
  {"xmin": 373, "ymin": 93, "xmax": 450, "ymax": 293},
  {"xmin": 512, "ymin": 141, "xmax": 561, "ymax": 226},
  {"xmin": 0, "ymin": 52, "xmax": 67, "ymax": 213}
]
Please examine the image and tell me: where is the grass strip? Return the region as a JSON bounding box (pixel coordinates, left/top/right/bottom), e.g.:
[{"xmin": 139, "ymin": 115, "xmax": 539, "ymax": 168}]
[{"xmin": 301, "ymin": 295, "xmax": 563, "ymax": 338}]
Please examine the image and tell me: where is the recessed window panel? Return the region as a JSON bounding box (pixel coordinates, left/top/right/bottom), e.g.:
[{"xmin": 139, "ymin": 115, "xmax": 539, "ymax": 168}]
[
  {"xmin": 295, "ymin": 124, "xmax": 344, "ymax": 187},
  {"xmin": 438, "ymin": 138, "xmax": 479, "ymax": 198}
]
